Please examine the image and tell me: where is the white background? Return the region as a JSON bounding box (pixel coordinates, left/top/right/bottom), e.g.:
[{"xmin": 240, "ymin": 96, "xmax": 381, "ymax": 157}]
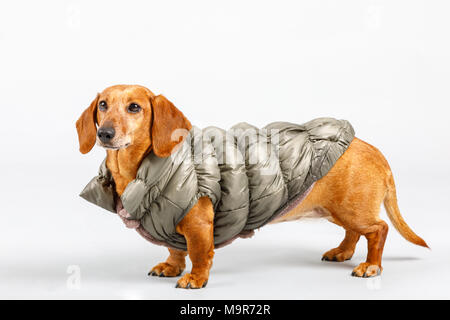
[{"xmin": 0, "ymin": 0, "xmax": 449, "ymax": 299}]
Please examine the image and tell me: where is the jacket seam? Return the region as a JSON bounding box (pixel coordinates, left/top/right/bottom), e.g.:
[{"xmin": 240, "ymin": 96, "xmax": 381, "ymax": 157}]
[
  {"xmin": 313, "ymin": 129, "xmax": 337, "ymax": 179},
  {"xmin": 215, "ymin": 204, "xmax": 248, "ymax": 214},
  {"xmin": 250, "ymin": 184, "xmax": 287, "ymax": 202},
  {"xmin": 160, "ymin": 194, "xmax": 184, "ymax": 210}
]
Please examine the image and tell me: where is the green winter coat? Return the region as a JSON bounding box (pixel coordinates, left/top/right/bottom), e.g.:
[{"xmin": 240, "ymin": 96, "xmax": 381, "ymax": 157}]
[{"xmin": 80, "ymin": 118, "xmax": 355, "ymax": 250}]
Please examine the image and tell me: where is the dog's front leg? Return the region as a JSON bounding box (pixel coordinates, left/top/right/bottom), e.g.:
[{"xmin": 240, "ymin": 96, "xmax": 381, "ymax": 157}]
[
  {"xmin": 175, "ymin": 196, "xmax": 215, "ymax": 289},
  {"xmin": 149, "ymin": 248, "xmax": 187, "ymax": 277}
]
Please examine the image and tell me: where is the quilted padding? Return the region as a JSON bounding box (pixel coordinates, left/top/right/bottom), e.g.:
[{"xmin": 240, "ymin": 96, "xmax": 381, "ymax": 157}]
[{"xmin": 80, "ymin": 118, "xmax": 355, "ymax": 250}]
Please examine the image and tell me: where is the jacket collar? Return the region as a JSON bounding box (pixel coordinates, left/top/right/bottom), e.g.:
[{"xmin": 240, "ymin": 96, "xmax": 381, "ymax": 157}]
[{"xmin": 80, "ymin": 128, "xmax": 197, "ymax": 216}]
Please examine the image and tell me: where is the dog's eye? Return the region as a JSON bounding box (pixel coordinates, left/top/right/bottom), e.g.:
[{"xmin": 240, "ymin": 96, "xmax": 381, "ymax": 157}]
[
  {"xmin": 99, "ymin": 101, "xmax": 108, "ymax": 111},
  {"xmin": 127, "ymin": 103, "xmax": 141, "ymax": 113}
]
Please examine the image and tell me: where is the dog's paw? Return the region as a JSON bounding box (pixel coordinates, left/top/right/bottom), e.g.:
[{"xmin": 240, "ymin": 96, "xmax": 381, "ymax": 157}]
[
  {"xmin": 175, "ymin": 273, "xmax": 208, "ymax": 289},
  {"xmin": 351, "ymin": 263, "xmax": 382, "ymax": 278},
  {"xmin": 322, "ymin": 248, "xmax": 354, "ymax": 262},
  {"xmin": 148, "ymin": 262, "xmax": 183, "ymax": 278}
]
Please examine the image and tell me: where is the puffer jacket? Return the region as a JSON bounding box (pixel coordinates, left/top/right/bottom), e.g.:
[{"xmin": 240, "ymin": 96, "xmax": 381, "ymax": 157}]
[{"xmin": 80, "ymin": 118, "xmax": 355, "ymax": 250}]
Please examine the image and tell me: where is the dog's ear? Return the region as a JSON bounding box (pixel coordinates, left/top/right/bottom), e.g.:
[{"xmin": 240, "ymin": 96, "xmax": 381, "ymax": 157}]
[
  {"xmin": 76, "ymin": 94, "xmax": 99, "ymax": 154},
  {"xmin": 150, "ymin": 95, "xmax": 192, "ymax": 157}
]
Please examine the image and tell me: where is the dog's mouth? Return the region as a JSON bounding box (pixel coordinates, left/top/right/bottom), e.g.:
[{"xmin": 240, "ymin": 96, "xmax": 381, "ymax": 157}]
[{"xmin": 99, "ymin": 142, "xmax": 131, "ymax": 150}]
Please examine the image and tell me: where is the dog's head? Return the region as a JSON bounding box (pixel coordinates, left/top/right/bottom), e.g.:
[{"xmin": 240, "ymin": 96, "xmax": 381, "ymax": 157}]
[{"xmin": 76, "ymin": 85, "xmax": 191, "ymax": 157}]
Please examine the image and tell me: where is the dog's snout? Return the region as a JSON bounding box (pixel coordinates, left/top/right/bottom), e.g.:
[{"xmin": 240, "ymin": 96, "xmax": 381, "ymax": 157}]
[{"xmin": 97, "ymin": 127, "xmax": 115, "ymax": 143}]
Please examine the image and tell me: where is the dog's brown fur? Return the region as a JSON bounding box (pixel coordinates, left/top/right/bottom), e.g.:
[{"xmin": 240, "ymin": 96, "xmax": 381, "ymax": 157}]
[{"xmin": 76, "ymin": 84, "xmax": 428, "ymax": 288}]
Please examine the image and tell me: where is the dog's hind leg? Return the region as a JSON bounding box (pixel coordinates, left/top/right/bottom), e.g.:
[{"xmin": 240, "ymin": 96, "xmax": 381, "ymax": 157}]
[
  {"xmin": 310, "ymin": 138, "xmax": 391, "ymax": 276},
  {"xmin": 149, "ymin": 248, "xmax": 187, "ymax": 277},
  {"xmin": 351, "ymin": 220, "xmax": 389, "ymax": 277},
  {"xmin": 322, "ymin": 230, "xmax": 360, "ymax": 262}
]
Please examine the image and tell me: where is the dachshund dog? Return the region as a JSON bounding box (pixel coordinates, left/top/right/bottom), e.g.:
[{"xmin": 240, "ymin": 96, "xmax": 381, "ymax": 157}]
[{"xmin": 76, "ymin": 84, "xmax": 428, "ymax": 289}]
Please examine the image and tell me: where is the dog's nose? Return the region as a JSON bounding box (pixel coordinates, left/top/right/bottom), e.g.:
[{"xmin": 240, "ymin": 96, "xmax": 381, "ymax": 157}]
[{"xmin": 97, "ymin": 127, "xmax": 115, "ymax": 143}]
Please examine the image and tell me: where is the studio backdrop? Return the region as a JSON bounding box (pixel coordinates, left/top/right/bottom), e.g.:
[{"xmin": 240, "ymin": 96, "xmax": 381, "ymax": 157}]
[{"xmin": 0, "ymin": 0, "xmax": 448, "ymax": 299}]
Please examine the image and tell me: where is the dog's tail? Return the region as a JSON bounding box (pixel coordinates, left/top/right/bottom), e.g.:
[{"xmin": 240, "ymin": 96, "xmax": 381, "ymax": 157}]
[{"xmin": 384, "ymin": 174, "xmax": 429, "ymax": 248}]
